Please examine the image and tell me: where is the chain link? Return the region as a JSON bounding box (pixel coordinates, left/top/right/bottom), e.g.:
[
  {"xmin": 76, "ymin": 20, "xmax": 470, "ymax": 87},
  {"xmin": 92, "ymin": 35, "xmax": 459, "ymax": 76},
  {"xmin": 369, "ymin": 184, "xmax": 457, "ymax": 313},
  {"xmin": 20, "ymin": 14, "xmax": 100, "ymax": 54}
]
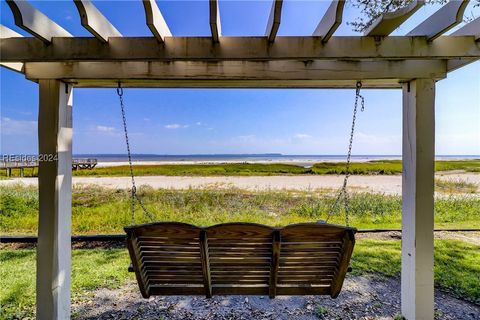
[
  {"xmin": 326, "ymin": 81, "xmax": 365, "ymax": 226},
  {"xmin": 117, "ymin": 83, "xmax": 155, "ymax": 223}
]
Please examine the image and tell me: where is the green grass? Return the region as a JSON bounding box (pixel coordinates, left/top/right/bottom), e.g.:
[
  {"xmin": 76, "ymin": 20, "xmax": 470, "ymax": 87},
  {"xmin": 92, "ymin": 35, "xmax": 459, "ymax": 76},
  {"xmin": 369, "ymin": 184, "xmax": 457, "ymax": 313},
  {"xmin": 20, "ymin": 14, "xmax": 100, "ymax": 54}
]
[
  {"xmin": 1, "ymin": 160, "xmax": 479, "ymax": 178},
  {"xmin": 1, "ymin": 239, "xmax": 478, "ymax": 319},
  {"xmin": 352, "ymin": 240, "xmax": 480, "ymax": 303},
  {"xmin": 1, "ymin": 184, "xmax": 479, "ymax": 235},
  {"xmin": 0, "ymin": 249, "xmax": 130, "ymax": 319}
]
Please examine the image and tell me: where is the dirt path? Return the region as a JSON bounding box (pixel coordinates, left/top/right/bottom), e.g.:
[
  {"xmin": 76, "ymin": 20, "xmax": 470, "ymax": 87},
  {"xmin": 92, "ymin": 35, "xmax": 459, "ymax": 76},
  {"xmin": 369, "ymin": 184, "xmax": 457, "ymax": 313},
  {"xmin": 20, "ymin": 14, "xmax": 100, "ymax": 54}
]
[
  {"xmin": 72, "ymin": 275, "xmax": 479, "ymax": 320},
  {"xmin": 2, "ymin": 172, "xmax": 479, "ymax": 195}
]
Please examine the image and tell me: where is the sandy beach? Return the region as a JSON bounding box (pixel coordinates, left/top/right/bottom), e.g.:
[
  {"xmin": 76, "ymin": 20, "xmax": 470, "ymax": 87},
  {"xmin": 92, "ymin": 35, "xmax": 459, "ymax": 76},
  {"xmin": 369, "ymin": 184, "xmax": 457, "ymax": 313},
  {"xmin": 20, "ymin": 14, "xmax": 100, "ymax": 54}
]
[{"xmin": 2, "ymin": 172, "xmax": 478, "ymax": 195}]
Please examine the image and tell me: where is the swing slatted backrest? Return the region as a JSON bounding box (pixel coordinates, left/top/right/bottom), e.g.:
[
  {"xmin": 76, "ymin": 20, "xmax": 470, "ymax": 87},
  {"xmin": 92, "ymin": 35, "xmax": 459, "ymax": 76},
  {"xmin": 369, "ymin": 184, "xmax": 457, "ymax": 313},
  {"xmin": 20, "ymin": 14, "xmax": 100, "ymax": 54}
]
[{"xmin": 125, "ymin": 222, "xmax": 356, "ymax": 298}]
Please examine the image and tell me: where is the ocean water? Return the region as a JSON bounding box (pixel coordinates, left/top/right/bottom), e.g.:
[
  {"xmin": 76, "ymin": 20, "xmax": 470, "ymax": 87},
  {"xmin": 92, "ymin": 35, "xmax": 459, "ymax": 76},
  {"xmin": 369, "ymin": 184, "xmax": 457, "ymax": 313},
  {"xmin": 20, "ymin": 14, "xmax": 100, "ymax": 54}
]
[{"xmin": 71, "ymin": 154, "xmax": 480, "ymax": 163}]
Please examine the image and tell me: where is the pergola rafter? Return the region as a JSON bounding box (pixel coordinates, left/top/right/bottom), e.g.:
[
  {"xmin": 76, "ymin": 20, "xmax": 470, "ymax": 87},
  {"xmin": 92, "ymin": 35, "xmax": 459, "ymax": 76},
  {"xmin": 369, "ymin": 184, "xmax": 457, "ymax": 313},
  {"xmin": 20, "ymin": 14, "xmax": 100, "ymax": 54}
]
[
  {"xmin": 313, "ymin": 0, "xmax": 345, "ymax": 42},
  {"xmin": 143, "ymin": 0, "xmax": 171, "ymax": 43},
  {"xmin": 74, "ymin": 0, "xmax": 122, "ymax": 42},
  {"xmin": 365, "ymin": 0, "xmax": 425, "ymax": 36},
  {"xmin": 6, "ymin": 0, "xmax": 72, "ymax": 43},
  {"xmin": 265, "ymin": 0, "xmax": 283, "ymax": 43},
  {"xmin": 406, "ymin": 0, "xmax": 470, "ymax": 41},
  {"xmin": 0, "ymin": 1, "xmax": 479, "ymax": 320}
]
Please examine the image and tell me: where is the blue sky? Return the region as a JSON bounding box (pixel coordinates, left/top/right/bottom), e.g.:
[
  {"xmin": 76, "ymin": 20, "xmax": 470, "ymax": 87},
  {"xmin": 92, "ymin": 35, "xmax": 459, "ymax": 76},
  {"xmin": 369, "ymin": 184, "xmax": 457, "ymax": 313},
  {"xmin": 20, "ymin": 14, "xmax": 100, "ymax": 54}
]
[{"xmin": 1, "ymin": 0, "xmax": 479, "ymax": 155}]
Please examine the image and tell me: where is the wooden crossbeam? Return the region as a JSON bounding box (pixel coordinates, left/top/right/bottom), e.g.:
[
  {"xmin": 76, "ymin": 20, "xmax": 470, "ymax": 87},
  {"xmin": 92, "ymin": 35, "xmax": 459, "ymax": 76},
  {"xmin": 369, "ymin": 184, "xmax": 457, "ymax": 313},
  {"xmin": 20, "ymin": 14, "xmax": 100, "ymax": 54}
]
[
  {"xmin": 2, "ymin": 36, "xmax": 479, "ymax": 62},
  {"xmin": 265, "ymin": 0, "xmax": 283, "ymax": 43},
  {"xmin": 74, "ymin": 0, "xmax": 122, "ymax": 42},
  {"xmin": 143, "ymin": 0, "xmax": 171, "ymax": 43},
  {"xmin": 365, "ymin": 0, "xmax": 424, "ymax": 36},
  {"xmin": 209, "ymin": 0, "xmax": 221, "ymax": 43},
  {"xmin": 6, "ymin": 0, "xmax": 72, "ymax": 44},
  {"xmin": 0, "ymin": 25, "xmax": 23, "ymax": 73},
  {"xmin": 313, "ymin": 0, "xmax": 344, "ymax": 43},
  {"xmin": 407, "ymin": 0, "xmax": 469, "ymax": 41},
  {"xmin": 22, "ymin": 60, "xmax": 447, "ymax": 89}
]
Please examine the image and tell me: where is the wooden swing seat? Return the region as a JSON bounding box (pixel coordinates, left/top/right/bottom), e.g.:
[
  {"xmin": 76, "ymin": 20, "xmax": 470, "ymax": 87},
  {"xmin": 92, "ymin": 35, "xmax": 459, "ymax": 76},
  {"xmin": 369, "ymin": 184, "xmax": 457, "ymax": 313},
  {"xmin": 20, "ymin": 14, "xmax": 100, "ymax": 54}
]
[{"xmin": 125, "ymin": 222, "xmax": 356, "ymax": 299}]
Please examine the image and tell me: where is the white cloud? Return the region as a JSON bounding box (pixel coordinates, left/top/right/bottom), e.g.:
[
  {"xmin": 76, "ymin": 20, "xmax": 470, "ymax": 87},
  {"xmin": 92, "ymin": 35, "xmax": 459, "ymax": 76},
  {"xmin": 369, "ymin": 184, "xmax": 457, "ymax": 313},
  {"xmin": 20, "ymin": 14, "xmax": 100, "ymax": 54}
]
[
  {"xmin": 294, "ymin": 133, "xmax": 312, "ymax": 139},
  {"xmin": 96, "ymin": 125, "xmax": 116, "ymax": 133},
  {"xmin": 0, "ymin": 117, "xmax": 37, "ymax": 135},
  {"xmin": 196, "ymin": 122, "xmax": 202, "ymax": 126},
  {"xmin": 165, "ymin": 124, "xmax": 189, "ymax": 129},
  {"xmin": 237, "ymin": 134, "xmax": 256, "ymax": 142}
]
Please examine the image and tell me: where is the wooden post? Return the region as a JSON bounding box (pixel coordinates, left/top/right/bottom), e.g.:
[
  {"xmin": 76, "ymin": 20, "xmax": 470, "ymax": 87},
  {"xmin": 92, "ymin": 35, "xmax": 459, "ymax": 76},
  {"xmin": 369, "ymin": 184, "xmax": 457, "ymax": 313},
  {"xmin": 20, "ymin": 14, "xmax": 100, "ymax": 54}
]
[
  {"xmin": 37, "ymin": 80, "xmax": 73, "ymax": 320},
  {"xmin": 402, "ymin": 79, "xmax": 435, "ymax": 320}
]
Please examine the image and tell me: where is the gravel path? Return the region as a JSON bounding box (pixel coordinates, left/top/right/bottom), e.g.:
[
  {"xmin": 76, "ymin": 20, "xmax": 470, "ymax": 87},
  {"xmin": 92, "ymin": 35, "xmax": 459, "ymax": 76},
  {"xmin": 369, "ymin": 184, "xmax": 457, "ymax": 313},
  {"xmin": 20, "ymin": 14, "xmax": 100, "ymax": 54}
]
[{"xmin": 72, "ymin": 275, "xmax": 479, "ymax": 320}]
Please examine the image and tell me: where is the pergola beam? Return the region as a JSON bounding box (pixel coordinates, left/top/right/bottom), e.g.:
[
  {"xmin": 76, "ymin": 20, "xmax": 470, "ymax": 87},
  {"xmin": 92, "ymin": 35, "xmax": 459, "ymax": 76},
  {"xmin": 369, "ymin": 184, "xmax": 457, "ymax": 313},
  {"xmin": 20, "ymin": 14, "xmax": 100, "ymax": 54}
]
[
  {"xmin": 265, "ymin": 0, "xmax": 283, "ymax": 43},
  {"xmin": 1, "ymin": 36, "xmax": 479, "ymax": 62},
  {"xmin": 365, "ymin": 0, "xmax": 424, "ymax": 36},
  {"xmin": 0, "ymin": 25, "xmax": 23, "ymax": 73},
  {"xmin": 143, "ymin": 0, "xmax": 171, "ymax": 43},
  {"xmin": 313, "ymin": 0, "xmax": 344, "ymax": 43},
  {"xmin": 407, "ymin": 0, "xmax": 469, "ymax": 41},
  {"xmin": 22, "ymin": 60, "xmax": 447, "ymax": 88},
  {"xmin": 5, "ymin": 0, "xmax": 72, "ymax": 44},
  {"xmin": 209, "ymin": 0, "xmax": 221, "ymax": 43},
  {"xmin": 74, "ymin": 0, "xmax": 122, "ymax": 42}
]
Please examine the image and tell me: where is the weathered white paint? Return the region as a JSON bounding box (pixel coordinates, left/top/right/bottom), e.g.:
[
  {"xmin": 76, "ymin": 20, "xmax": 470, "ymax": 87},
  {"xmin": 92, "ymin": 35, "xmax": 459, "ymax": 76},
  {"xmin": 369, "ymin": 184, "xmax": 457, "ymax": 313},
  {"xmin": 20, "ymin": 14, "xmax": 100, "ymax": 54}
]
[
  {"xmin": 402, "ymin": 79, "xmax": 435, "ymax": 320},
  {"xmin": 313, "ymin": 0, "xmax": 344, "ymax": 43},
  {"xmin": 143, "ymin": 0, "xmax": 171, "ymax": 43},
  {"xmin": 5, "ymin": 0, "xmax": 71, "ymax": 43},
  {"xmin": 37, "ymin": 80, "xmax": 73, "ymax": 320},
  {"xmin": 451, "ymin": 17, "xmax": 480, "ymax": 41},
  {"xmin": 74, "ymin": 0, "xmax": 122, "ymax": 42},
  {"xmin": 0, "ymin": 25, "xmax": 23, "ymax": 73},
  {"xmin": 265, "ymin": 0, "xmax": 283, "ymax": 43},
  {"xmin": 365, "ymin": 0, "xmax": 424, "ymax": 36},
  {"xmin": 1, "ymin": 36, "xmax": 479, "ymax": 62},
  {"xmin": 407, "ymin": 0, "xmax": 469, "ymax": 41},
  {"xmin": 23, "ymin": 60, "xmax": 447, "ymax": 88},
  {"xmin": 209, "ymin": 0, "xmax": 221, "ymax": 43}
]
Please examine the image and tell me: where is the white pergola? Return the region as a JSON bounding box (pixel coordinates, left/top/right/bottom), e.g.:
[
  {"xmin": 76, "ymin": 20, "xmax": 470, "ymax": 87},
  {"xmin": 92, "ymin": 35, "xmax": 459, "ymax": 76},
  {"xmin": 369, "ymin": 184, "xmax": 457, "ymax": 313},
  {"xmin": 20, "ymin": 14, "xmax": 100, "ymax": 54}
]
[{"xmin": 1, "ymin": 0, "xmax": 479, "ymax": 319}]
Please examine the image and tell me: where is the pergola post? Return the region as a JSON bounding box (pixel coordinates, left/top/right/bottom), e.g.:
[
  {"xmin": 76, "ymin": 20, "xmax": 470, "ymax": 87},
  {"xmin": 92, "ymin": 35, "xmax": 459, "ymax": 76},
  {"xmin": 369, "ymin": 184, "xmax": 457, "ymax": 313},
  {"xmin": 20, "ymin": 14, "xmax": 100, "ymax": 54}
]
[
  {"xmin": 401, "ymin": 79, "xmax": 435, "ymax": 320},
  {"xmin": 37, "ymin": 80, "xmax": 73, "ymax": 320}
]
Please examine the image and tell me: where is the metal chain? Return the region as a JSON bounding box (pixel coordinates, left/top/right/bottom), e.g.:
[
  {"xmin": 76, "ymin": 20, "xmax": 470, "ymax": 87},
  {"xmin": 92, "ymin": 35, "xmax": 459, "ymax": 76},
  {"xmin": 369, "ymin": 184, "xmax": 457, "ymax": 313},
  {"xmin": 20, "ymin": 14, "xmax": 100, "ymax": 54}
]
[
  {"xmin": 117, "ymin": 83, "xmax": 155, "ymax": 223},
  {"xmin": 326, "ymin": 81, "xmax": 365, "ymax": 226}
]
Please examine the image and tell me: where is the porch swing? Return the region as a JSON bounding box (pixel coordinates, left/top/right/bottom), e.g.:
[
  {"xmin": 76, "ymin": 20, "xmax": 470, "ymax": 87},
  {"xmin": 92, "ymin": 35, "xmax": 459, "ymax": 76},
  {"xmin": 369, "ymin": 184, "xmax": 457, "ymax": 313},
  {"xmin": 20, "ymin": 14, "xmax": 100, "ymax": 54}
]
[{"xmin": 120, "ymin": 83, "xmax": 365, "ymax": 299}]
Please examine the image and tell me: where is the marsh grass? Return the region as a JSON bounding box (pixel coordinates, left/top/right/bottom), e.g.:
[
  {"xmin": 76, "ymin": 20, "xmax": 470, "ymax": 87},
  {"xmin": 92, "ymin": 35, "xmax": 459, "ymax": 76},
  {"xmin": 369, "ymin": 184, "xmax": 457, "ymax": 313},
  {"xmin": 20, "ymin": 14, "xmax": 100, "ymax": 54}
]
[
  {"xmin": 1, "ymin": 239, "xmax": 478, "ymax": 319},
  {"xmin": 1, "ymin": 184, "xmax": 479, "ymax": 235},
  {"xmin": 1, "ymin": 160, "xmax": 479, "ymax": 178},
  {"xmin": 435, "ymin": 178, "xmax": 478, "ymax": 194}
]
